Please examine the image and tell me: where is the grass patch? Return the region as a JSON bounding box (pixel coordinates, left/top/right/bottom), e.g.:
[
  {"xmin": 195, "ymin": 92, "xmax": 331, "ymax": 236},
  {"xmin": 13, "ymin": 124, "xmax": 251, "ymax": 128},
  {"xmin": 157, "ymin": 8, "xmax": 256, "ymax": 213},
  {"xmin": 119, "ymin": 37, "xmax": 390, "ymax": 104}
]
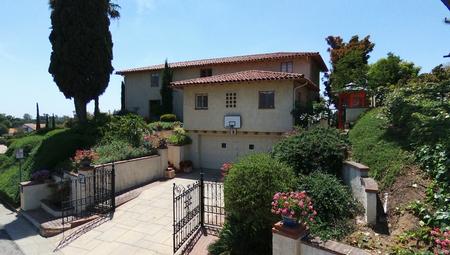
[
  {"xmin": 348, "ymin": 108, "xmax": 412, "ymax": 188},
  {"xmin": 0, "ymin": 128, "xmax": 95, "ymax": 204}
]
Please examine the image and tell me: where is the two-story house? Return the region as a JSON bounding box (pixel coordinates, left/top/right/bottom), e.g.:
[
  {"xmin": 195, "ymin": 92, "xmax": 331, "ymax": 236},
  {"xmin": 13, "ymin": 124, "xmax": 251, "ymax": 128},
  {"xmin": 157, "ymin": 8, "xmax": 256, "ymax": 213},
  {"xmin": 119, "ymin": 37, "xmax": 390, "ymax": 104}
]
[{"xmin": 117, "ymin": 52, "xmax": 328, "ymax": 169}]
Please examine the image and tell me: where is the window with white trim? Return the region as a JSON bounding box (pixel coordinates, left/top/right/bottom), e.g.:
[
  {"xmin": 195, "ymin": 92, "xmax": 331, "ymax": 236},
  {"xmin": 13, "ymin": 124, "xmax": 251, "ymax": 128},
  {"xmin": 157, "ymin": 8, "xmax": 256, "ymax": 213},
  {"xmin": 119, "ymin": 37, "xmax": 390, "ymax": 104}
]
[
  {"xmin": 195, "ymin": 94, "xmax": 208, "ymax": 109},
  {"xmin": 281, "ymin": 62, "xmax": 293, "ymax": 73},
  {"xmin": 259, "ymin": 91, "xmax": 275, "ymax": 109}
]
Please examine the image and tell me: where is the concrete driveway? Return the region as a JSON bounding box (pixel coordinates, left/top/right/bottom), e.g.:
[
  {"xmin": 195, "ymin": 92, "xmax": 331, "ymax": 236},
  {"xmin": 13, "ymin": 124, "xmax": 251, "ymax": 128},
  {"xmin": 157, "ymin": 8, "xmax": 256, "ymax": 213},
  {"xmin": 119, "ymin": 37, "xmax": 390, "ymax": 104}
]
[{"xmin": 52, "ymin": 170, "xmax": 220, "ymax": 255}]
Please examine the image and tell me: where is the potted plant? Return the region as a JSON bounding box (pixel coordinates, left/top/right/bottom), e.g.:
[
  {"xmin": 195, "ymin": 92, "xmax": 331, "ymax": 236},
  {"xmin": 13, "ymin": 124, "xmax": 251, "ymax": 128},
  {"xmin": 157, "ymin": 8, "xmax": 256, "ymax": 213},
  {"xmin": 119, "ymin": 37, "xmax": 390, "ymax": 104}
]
[
  {"xmin": 72, "ymin": 149, "xmax": 98, "ymax": 172},
  {"xmin": 165, "ymin": 162, "xmax": 176, "ymax": 179},
  {"xmin": 180, "ymin": 160, "xmax": 193, "ymax": 173},
  {"xmin": 271, "ymin": 191, "xmax": 317, "ymax": 228}
]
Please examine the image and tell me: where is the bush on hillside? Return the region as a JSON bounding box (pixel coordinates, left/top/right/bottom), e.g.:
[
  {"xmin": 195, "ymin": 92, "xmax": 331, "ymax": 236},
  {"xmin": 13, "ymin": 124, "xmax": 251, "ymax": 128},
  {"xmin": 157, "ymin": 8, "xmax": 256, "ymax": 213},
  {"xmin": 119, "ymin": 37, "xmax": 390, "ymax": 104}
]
[
  {"xmin": 101, "ymin": 114, "xmax": 149, "ymax": 147},
  {"xmin": 297, "ymin": 172, "xmax": 362, "ymax": 240},
  {"xmin": 209, "ymin": 153, "xmax": 296, "ymax": 255},
  {"xmin": 272, "ymin": 127, "xmax": 348, "ymax": 175},
  {"xmin": 94, "ymin": 140, "xmax": 155, "ymax": 165},
  {"xmin": 384, "ymin": 81, "xmax": 450, "ymax": 150},
  {"xmin": 349, "ymin": 108, "xmax": 412, "ymax": 188},
  {"xmin": 159, "ymin": 114, "xmax": 177, "ymax": 122}
]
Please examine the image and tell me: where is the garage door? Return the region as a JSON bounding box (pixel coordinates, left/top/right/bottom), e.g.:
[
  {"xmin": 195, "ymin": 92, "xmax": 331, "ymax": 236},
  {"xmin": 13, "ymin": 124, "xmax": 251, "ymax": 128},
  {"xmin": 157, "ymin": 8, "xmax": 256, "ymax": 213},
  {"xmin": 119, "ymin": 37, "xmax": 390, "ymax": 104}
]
[{"xmin": 199, "ymin": 134, "xmax": 280, "ymax": 170}]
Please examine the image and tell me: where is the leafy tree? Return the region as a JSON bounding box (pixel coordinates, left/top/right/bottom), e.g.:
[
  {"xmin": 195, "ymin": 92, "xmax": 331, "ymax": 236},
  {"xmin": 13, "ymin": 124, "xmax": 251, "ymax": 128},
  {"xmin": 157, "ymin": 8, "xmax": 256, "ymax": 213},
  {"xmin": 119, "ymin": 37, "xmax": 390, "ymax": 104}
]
[
  {"xmin": 417, "ymin": 64, "xmax": 450, "ymax": 83},
  {"xmin": 0, "ymin": 123, "xmax": 7, "ymax": 135},
  {"xmin": 324, "ymin": 35, "xmax": 375, "ymax": 106},
  {"xmin": 23, "ymin": 114, "xmax": 32, "ymax": 121},
  {"xmin": 160, "ymin": 60, "xmax": 173, "ymax": 114},
  {"xmin": 367, "ymin": 53, "xmax": 420, "ymax": 105},
  {"xmin": 48, "ymin": 0, "xmax": 120, "ymax": 123},
  {"xmin": 36, "ymin": 103, "xmax": 40, "ymax": 130}
]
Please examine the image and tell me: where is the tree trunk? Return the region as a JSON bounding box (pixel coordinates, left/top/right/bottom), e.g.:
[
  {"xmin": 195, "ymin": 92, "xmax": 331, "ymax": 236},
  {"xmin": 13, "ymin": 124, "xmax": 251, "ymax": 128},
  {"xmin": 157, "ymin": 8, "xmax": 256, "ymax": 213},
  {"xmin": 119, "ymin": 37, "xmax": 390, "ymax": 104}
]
[
  {"xmin": 74, "ymin": 97, "xmax": 87, "ymax": 123},
  {"xmin": 94, "ymin": 96, "xmax": 100, "ymax": 118}
]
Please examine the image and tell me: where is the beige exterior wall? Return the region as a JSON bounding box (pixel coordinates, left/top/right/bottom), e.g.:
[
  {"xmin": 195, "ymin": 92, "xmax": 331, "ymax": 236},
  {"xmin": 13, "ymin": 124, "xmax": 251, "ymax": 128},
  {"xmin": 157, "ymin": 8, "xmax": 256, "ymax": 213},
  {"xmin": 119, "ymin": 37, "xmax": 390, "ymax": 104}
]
[
  {"xmin": 183, "ymin": 80, "xmax": 300, "ymax": 133},
  {"xmin": 123, "ymin": 57, "xmax": 320, "ymax": 121},
  {"xmin": 188, "ymin": 132, "xmax": 282, "ymax": 169}
]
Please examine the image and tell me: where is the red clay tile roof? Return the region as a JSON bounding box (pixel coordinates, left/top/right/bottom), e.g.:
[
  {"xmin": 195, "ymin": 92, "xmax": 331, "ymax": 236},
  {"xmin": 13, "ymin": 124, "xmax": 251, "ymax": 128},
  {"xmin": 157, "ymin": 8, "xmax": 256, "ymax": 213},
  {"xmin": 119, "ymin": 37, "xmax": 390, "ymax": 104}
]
[
  {"xmin": 116, "ymin": 52, "xmax": 328, "ymax": 74},
  {"xmin": 171, "ymin": 70, "xmax": 319, "ymax": 91}
]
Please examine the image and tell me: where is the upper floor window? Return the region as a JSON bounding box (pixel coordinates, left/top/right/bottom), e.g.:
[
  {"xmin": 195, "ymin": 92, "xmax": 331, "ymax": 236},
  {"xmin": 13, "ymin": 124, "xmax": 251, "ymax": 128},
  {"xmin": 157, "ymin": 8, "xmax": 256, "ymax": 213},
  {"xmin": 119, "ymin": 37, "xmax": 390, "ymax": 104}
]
[
  {"xmin": 259, "ymin": 91, "xmax": 275, "ymax": 109},
  {"xmin": 281, "ymin": 62, "xmax": 293, "ymax": 73},
  {"xmin": 151, "ymin": 73, "xmax": 160, "ymax": 87},
  {"xmin": 200, "ymin": 68, "xmax": 213, "ymax": 77},
  {"xmin": 226, "ymin": 92, "xmax": 237, "ymax": 108},
  {"xmin": 195, "ymin": 94, "xmax": 208, "ymax": 110}
]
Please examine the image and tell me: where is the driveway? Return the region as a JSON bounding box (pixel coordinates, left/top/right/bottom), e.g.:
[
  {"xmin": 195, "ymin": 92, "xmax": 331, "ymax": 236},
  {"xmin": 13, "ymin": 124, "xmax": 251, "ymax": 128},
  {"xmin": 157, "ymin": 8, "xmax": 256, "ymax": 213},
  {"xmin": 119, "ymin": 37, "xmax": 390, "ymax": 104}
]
[
  {"xmin": 53, "ymin": 170, "xmax": 221, "ymax": 255},
  {"xmin": 0, "ymin": 229, "xmax": 24, "ymax": 255}
]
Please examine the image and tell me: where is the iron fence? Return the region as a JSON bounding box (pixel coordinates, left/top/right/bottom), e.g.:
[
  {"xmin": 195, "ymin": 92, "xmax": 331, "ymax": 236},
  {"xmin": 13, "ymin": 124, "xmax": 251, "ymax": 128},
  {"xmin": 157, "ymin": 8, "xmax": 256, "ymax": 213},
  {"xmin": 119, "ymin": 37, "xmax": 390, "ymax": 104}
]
[
  {"xmin": 173, "ymin": 173, "xmax": 225, "ymax": 254},
  {"xmin": 60, "ymin": 164, "xmax": 115, "ymax": 232}
]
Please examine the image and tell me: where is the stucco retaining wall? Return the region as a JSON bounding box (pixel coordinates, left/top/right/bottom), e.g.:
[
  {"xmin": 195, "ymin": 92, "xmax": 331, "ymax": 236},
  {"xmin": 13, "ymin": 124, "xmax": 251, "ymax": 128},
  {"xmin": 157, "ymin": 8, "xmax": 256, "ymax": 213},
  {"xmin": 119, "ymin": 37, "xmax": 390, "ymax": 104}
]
[
  {"xmin": 99, "ymin": 154, "xmax": 165, "ymax": 194},
  {"xmin": 20, "ymin": 182, "xmax": 53, "ymax": 211},
  {"xmin": 341, "ymin": 161, "xmax": 378, "ymax": 225}
]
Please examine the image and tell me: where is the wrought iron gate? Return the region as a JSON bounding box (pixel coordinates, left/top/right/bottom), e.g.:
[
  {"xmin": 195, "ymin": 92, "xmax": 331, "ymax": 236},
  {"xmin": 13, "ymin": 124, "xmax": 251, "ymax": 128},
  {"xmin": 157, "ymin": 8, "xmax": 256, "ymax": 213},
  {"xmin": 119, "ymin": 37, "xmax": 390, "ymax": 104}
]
[
  {"xmin": 60, "ymin": 164, "xmax": 115, "ymax": 231},
  {"xmin": 173, "ymin": 173, "xmax": 225, "ymax": 254}
]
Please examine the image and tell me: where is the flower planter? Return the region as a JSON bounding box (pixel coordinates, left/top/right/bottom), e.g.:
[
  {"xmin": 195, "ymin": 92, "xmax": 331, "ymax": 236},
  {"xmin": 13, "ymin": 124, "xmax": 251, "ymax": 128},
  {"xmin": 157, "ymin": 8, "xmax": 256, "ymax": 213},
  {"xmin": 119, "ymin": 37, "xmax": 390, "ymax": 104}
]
[
  {"xmin": 282, "ymin": 215, "xmax": 299, "ymax": 228},
  {"xmin": 165, "ymin": 168, "xmax": 175, "ymax": 179}
]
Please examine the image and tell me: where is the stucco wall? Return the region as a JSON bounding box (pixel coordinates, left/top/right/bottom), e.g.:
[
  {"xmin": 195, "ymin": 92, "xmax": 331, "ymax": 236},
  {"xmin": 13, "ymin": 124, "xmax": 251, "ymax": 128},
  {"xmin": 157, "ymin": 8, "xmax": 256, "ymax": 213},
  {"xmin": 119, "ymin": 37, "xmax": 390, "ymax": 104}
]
[
  {"xmin": 20, "ymin": 182, "xmax": 53, "ymax": 211},
  {"xmin": 341, "ymin": 161, "xmax": 378, "ymax": 225},
  {"xmin": 183, "ymin": 80, "xmax": 296, "ymax": 132},
  {"xmin": 112, "ymin": 155, "xmax": 164, "ymax": 194},
  {"xmin": 123, "ymin": 57, "xmax": 319, "ymax": 121},
  {"xmin": 188, "ymin": 132, "xmax": 282, "ymax": 169}
]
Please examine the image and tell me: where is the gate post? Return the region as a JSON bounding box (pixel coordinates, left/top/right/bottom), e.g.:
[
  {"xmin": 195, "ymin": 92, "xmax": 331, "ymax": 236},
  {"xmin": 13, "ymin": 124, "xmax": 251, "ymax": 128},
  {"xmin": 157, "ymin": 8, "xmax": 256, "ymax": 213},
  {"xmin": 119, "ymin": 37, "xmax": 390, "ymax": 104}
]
[
  {"xmin": 111, "ymin": 162, "xmax": 116, "ymax": 211},
  {"xmin": 200, "ymin": 172, "xmax": 205, "ymax": 228}
]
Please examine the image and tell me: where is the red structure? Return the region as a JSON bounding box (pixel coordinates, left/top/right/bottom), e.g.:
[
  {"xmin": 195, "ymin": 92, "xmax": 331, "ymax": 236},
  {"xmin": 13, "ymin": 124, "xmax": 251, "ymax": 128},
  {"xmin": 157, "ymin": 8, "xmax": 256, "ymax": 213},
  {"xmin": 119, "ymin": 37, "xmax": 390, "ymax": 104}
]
[{"xmin": 337, "ymin": 88, "xmax": 369, "ymax": 129}]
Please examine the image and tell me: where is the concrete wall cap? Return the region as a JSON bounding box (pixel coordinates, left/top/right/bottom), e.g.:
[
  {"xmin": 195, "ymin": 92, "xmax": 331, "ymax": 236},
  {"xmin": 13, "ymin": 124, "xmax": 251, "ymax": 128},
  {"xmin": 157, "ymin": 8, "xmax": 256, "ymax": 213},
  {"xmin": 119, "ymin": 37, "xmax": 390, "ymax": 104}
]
[
  {"xmin": 344, "ymin": 160, "xmax": 370, "ymax": 171},
  {"xmin": 362, "ymin": 177, "xmax": 379, "ymax": 193}
]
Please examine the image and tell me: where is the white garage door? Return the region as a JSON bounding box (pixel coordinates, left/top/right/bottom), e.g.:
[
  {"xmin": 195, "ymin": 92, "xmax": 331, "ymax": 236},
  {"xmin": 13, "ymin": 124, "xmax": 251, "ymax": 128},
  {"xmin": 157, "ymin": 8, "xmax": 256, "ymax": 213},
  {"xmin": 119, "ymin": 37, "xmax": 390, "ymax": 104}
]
[{"xmin": 199, "ymin": 134, "xmax": 280, "ymax": 170}]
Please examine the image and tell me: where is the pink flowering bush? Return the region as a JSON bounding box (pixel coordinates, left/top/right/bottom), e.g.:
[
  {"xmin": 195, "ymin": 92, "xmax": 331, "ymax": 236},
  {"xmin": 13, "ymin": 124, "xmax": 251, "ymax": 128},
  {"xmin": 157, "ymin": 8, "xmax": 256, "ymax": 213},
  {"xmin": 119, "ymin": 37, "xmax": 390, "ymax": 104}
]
[
  {"xmin": 431, "ymin": 227, "xmax": 450, "ymax": 255},
  {"xmin": 220, "ymin": 162, "xmax": 232, "ymax": 180},
  {"xmin": 271, "ymin": 191, "xmax": 316, "ymax": 227},
  {"xmin": 72, "ymin": 149, "xmax": 98, "ymax": 167}
]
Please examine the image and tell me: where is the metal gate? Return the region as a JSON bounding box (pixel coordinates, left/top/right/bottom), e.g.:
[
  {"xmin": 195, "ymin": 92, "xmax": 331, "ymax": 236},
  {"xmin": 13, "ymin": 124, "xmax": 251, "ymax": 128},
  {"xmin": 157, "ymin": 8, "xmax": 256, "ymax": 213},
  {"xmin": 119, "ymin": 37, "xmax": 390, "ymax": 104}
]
[
  {"xmin": 173, "ymin": 173, "xmax": 225, "ymax": 254},
  {"xmin": 60, "ymin": 164, "xmax": 115, "ymax": 231}
]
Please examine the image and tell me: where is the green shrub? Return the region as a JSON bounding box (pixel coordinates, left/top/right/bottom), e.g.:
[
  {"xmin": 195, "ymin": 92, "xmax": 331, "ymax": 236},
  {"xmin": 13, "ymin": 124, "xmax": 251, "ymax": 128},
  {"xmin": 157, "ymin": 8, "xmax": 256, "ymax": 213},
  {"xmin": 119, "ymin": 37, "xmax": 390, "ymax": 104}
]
[
  {"xmin": 349, "ymin": 108, "xmax": 412, "ymax": 188},
  {"xmin": 297, "ymin": 172, "xmax": 361, "ymax": 240},
  {"xmin": 160, "ymin": 114, "xmax": 177, "ymax": 122},
  {"xmin": 148, "ymin": 121, "xmax": 181, "ymax": 131},
  {"xmin": 210, "ymin": 153, "xmax": 296, "ymax": 255},
  {"xmin": 0, "ymin": 137, "xmax": 7, "ymax": 145},
  {"xmin": 167, "ymin": 127, "xmax": 191, "ymax": 146},
  {"xmin": 101, "ymin": 114, "xmax": 149, "ymax": 147},
  {"xmin": 6, "ymin": 134, "xmax": 44, "ymax": 157},
  {"xmin": 272, "ymin": 127, "xmax": 348, "ymax": 175},
  {"xmin": 94, "ymin": 140, "xmax": 155, "ymax": 165}
]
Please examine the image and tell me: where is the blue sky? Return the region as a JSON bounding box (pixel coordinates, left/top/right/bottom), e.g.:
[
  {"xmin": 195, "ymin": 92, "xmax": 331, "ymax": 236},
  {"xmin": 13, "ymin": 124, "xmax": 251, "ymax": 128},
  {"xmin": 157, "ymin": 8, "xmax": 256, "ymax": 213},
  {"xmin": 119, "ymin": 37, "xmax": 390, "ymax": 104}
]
[{"xmin": 0, "ymin": 0, "xmax": 449, "ymax": 118}]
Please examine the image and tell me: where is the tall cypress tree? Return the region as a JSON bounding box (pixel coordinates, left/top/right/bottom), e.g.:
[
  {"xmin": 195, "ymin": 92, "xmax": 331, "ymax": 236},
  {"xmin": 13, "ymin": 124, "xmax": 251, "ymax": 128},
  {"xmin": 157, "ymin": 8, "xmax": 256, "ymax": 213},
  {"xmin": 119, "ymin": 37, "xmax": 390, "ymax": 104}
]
[
  {"xmin": 120, "ymin": 81, "xmax": 126, "ymax": 111},
  {"xmin": 160, "ymin": 60, "xmax": 173, "ymax": 114},
  {"xmin": 36, "ymin": 103, "xmax": 41, "ymax": 130},
  {"xmin": 48, "ymin": 0, "xmax": 120, "ymax": 123},
  {"xmin": 45, "ymin": 114, "xmax": 49, "ymax": 128},
  {"xmin": 52, "ymin": 114, "xmax": 56, "ymax": 129}
]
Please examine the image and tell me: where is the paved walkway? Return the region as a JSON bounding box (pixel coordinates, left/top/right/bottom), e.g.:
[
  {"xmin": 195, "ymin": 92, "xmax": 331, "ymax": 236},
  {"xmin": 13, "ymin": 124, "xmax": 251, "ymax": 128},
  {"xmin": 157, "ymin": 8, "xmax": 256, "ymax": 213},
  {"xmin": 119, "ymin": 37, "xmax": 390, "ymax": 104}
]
[
  {"xmin": 52, "ymin": 170, "xmax": 220, "ymax": 255},
  {"xmin": 0, "ymin": 170, "xmax": 221, "ymax": 255}
]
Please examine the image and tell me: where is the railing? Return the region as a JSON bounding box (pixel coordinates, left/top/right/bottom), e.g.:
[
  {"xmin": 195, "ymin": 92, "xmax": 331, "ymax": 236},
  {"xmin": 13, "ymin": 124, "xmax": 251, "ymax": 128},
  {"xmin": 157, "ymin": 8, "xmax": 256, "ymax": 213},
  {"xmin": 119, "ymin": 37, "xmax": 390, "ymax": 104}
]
[{"xmin": 173, "ymin": 173, "xmax": 225, "ymax": 254}]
